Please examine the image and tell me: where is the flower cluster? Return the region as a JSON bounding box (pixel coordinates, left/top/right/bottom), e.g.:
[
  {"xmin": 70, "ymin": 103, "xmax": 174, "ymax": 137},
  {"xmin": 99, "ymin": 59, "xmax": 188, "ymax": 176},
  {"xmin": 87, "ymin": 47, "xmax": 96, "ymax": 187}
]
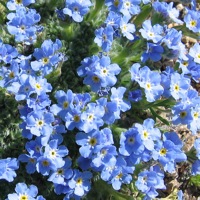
[{"xmin": 1, "ymin": 0, "xmax": 200, "ymax": 199}]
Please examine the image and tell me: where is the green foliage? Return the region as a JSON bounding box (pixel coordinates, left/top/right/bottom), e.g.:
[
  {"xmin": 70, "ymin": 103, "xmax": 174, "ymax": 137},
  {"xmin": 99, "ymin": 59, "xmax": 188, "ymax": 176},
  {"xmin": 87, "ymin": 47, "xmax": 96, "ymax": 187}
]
[{"xmin": 190, "ymin": 175, "xmax": 200, "ymax": 187}]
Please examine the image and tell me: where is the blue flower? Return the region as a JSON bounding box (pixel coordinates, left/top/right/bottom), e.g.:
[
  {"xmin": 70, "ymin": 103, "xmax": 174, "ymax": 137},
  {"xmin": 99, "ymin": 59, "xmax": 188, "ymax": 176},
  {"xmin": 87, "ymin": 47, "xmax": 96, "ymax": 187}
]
[
  {"xmin": 139, "ymin": 19, "xmax": 163, "ymax": 43},
  {"xmin": 105, "ymin": 0, "xmax": 122, "ymax": 12},
  {"xmin": 7, "ymin": 7, "xmax": 41, "ymax": 44},
  {"xmin": 27, "ymin": 93, "xmax": 51, "ymax": 110},
  {"xmin": 7, "ymin": 182, "xmax": 41, "ymax": 200},
  {"xmin": 65, "ymin": 107, "xmax": 83, "ymax": 130},
  {"xmin": 188, "ymin": 104, "xmax": 200, "ymax": 134},
  {"xmin": 135, "ymin": 165, "xmax": 166, "ymax": 199},
  {"xmin": 50, "ymin": 90, "xmax": 74, "ymax": 120},
  {"xmin": 101, "ymin": 156, "xmax": 134, "ymax": 190},
  {"xmin": 36, "ymin": 156, "xmax": 56, "ymax": 176},
  {"xmin": 55, "ymin": 9, "xmax": 66, "ymax": 21},
  {"xmin": 184, "ymin": 9, "xmax": 200, "ymax": 33},
  {"xmin": 26, "ymin": 109, "xmax": 54, "ymax": 137},
  {"xmin": 0, "ymin": 158, "xmax": 19, "ymax": 182},
  {"xmin": 169, "ymin": 72, "xmax": 190, "ymax": 100},
  {"xmin": 48, "ymin": 158, "xmax": 73, "ymax": 184},
  {"xmin": 0, "ymin": 61, "xmax": 20, "ymax": 88},
  {"xmin": 76, "ymin": 129, "xmax": 104, "ymax": 158},
  {"xmin": 0, "ymin": 40, "xmax": 18, "ymax": 64},
  {"xmin": 63, "ymin": 0, "xmax": 92, "ymax": 22},
  {"xmin": 18, "ymin": 151, "xmax": 37, "ymax": 174},
  {"xmin": 68, "ymin": 169, "xmax": 92, "ymax": 197},
  {"xmin": 25, "ymin": 137, "xmax": 43, "ymax": 157},
  {"xmin": 78, "ymin": 55, "xmax": 121, "ymax": 92},
  {"xmin": 135, "ymin": 118, "xmax": 161, "ymax": 151},
  {"xmin": 109, "ymin": 157, "xmax": 133, "ymax": 190},
  {"xmin": 119, "ymin": 127, "xmax": 144, "ymax": 156},
  {"xmin": 94, "ymin": 26, "xmax": 114, "ymax": 52},
  {"xmin": 110, "ymin": 87, "xmax": 131, "ymax": 115},
  {"xmin": 30, "ymin": 77, "xmax": 52, "ymax": 96},
  {"xmin": 105, "ymin": 11, "xmax": 121, "ymax": 28},
  {"xmin": 13, "ymin": 74, "xmax": 34, "ymax": 101},
  {"xmin": 91, "ymin": 145, "xmax": 117, "ymax": 168},
  {"xmin": 153, "ymin": 132, "xmax": 186, "ymax": 172},
  {"xmin": 96, "ymin": 55, "xmax": 121, "ymax": 87},
  {"xmin": 194, "ymin": 138, "xmax": 200, "ymax": 159},
  {"xmin": 79, "ymin": 102, "xmax": 105, "ymax": 133},
  {"xmin": 43, "ymin": 139, "xmax": 68, "ymax": 168},
  {"xmin": 191, "ymin": 160, "xmax": 200, "ymax": 175},
  {"xmin": 189, "ymin": 43, "xmax": 200, "ymax": 64},
  {"xmin": 119, "ymin": 0, "xmax": 141, "ymax": 18},
  {"xmin": 130, "ymin": 65, "xmax": 164, "ymax": 102},
  {"xmin": 96, "ymin": 97, "xmax": 118, "ymax": 125},
  {"xmin": 153, "ymin": 2, "xmax": 183, "ymax": 24},
  {"xmin": 162, "ymin": 28, "xmax": 182, "ymax": 50},
  {"xmin": 31, "ymin": 39, "xmax": 63, "ymax": 76},
  {"xmin": 7, "ymin": 0, "xmax": 35, "ymax": 10},
  {"xmin": 119, "ymin": 16, "xmax": 136, "ymax": 40},
  {"xmin": 160, "ymin": 66, "xmax": 175, "ymax": 98}
]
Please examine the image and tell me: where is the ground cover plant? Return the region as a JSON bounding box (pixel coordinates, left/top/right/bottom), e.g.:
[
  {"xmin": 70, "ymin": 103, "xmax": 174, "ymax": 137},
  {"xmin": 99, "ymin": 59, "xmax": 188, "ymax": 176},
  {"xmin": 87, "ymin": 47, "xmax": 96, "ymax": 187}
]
[{"xmin": 1, "ymin": 0, "xmax": 200, "ymax": 199}]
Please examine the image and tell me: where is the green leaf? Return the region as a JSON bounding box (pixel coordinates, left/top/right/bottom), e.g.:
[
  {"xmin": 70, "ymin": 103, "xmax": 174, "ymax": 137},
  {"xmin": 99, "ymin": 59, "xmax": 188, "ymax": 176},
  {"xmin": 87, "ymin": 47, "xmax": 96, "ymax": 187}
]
[
  {"xmin": 149, "ymin": 107, "xmax": 170, "ymax": 126},
  {"xmin": 175, "ymin": 24, "xmax": 200, "ymax": 40},
  {"xmin": 133, "ymin": 4, "xmax": 152, "ymax": 27},
  {"xmin": 190, "ymin": 175, "xmax": 200, "ymax": 187}
]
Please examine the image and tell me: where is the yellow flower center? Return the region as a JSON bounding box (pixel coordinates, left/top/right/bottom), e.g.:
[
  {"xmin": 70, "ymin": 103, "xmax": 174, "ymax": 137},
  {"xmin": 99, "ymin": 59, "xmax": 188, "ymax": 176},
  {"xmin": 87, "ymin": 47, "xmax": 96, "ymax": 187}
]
[
  {"xmin": 114, "ymin": 0, "xmax": 119, "ymax": 7},
  {"xmin": 42, "ymin": 57, "xmax": 49, "ymax": 64},
  {"xmin": 73, "ymin": 115, "xmax": 80, "ymax": 122},
  {"xmin": 159, "ymin": 148, "xmax": 167, "ymax": 156},
  {"xmin": 9, "ymin": 71, "xmax": 15, "ymax": 78},
  {"xmin": 35, "ymin": 83, "xmax": 42, "ymax": 90},
  {"xmin": 182, "ymin": 61, "xmax": 188, "ymax": 67},
  {"xmin": 116, "ymin": 172, "xmax": 123, "ymax": 179},
  {"xmin": 20, "ymin": 195, "xmax": 28, "ymax": 200},
  {"xmin": 148, "ymin": 32, "xmax": 154, "ymax": 37},
  {"xmin": 197, "ymin": 54, "xmax": 200, "ymax": 59},
  {"xmin": 29, "ymin": 158, "xmax": 35, "ymax": 163},
  {"xmin": 37, "ymin": 120, "xmax": 44, "ymax": 127},
  {"xmin": 146, "ymin": 82, "xmax": 151, "ymax": 90},
  {"xmin": 42, "ymin": 160, "xmax": 49, "ymax": 167},
  {"xmin": 180, "ymin": 111, "xmax": 187, "ymax": 118},
  {"xmin": 50, "ymin": 150, "xmax": 57, "ymax": 158},
  {"xmin": 63, "ymin": 101, "xmax": 69, "ymax": 109},
  {"xmin": 174, "ymin": 84, "xmax": 179, "ymax": 91},
  {"xmin": 101, "ymin": 149, "xmax": 107, "ymax": 155},
  {"xmin": 143, "ymin": 130, "xmax": 149, "ymax": 139},
  {"xmin": 89, "ymin": 137, "xmax": 97, "ymax": 146},
  {"xmin": 57, "ymin": 169, "xmax": 64, "ymax": 175},
  {"xmin": 15, "ymin": 0, "xmax": 22, "ymax": 4},
  {"xmin": 88, "ymin": 114, "xmax": 94, "ymax": 121},
  {"xmin": 122, "ymin": 24, "xmax": 127, "ymax": 31},
  {"xmin": 190, "ymin": 20, "xmax": 197, "ymax": 27},
  {"xmin": 101, "ymin": 68, "xmax": 108, "ymax": 75},
  {"xmin": 92, "ymin": 75, "xmax": 100, "ymax": 83},
  {"xmin": 193, "ymin": 112, "xmax": 199, "ymax": 119},
  {"xmin": 76, "ymin": 178, "xmax": 83, "ymax": 185},
  {"xmin": 124, "ymin": 1, "xmax": 131, "ymax": 8}
]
